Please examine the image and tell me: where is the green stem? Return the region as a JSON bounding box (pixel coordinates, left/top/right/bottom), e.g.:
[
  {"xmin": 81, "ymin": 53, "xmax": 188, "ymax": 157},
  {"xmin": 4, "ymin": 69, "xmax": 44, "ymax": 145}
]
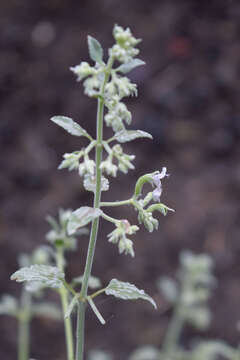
[
  {"xmin": 56, "ymin": 247, "xmax": 74, "ymax": 360},
  {"xmin": 90, "ymin": 287, "xmax": 106, "ymax": 300},
  {"xmin": 76, "ymin": 56, "xmax": 114, "ymax": 360},
  {"xmin": 100, "ymin": 199, "xmax": 133, "ymax": 207},
  {"xmin": 101, "ymin": 212, "xmax": 121, "ymax": 224},
  {"xmin": 162, "ymin": 303, "xmax": 184, "ymax": 355},
  {"xmin": 18, "ymin": 289, "xmax": 31, "ymax": 360}
]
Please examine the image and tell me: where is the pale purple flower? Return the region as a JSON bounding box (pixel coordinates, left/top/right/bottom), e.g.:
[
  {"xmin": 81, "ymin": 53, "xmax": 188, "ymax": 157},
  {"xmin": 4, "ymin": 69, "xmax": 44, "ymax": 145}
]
[{"xmin": 152, "ymin": 167, "xmax": 169, "ymax": 202}]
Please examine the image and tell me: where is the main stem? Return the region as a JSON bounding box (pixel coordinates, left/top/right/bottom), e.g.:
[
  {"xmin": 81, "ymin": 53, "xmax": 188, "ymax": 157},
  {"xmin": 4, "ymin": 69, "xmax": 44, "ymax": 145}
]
[
  {"xmin": 76, "ymin": 58, "xmax": 113, "ymax": 360},
  {"xmin": 57, "ymin": 247, "xmax": 74, "ymax": 360},
  {"xmin": 18, "ymin": 289, "xmax": 31, "ymax": 360}
]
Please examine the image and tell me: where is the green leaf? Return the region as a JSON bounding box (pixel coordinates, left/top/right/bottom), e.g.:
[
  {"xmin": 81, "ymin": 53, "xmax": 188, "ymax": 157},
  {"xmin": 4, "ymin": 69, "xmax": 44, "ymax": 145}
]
[
  {"xmin": 67, "ymin": 207, "xmax": 102, "ymax": 235},
  {"xmin": 105, "ymin": 279, "xmax": 157, "ymax": 309},
  {"xmin": 114, "ymin": 130, "xmax": 152, "ymax": 143},
  {"xmin": 88, "ymin": 36, "xmax": 104, "ymax": 64},
  {"xmin": 10, "ymin": 265, "xmax": 64, "ymax": 289},
  {"xmin": 65, "ymin": 295, "xmax": 78, "ymax": 319},
  {"xmin": 87, "ymin": 296, "xmax": 106, "ymax": 325},
  {"xmin": 117, "ymin": 59, "xmax": 145, "ymax": 74},
  {"xmin": 32, "ymin": 303, "xmax": 62, "ymax": 320},
  {"xmin": 50, "ymin": 116, "xmax": 90, "ymax": 138}
]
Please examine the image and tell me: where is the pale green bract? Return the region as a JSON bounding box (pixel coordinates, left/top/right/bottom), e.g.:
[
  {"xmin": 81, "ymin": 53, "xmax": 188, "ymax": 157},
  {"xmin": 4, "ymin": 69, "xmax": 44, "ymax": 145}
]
[
  {"xmin": 10, "ymin": 265, "xmax": 64, "ymax": 289},
  {"xmin": 88, "ymin": 36, "xmax": 104, "ymax": 64},
  {"xmin": 105, "ymin": 279, "xmax": 157, "ymax": 309},
  {"xmin": 50, "ymin": 116, "xmax": 90, "ymax": 138},
  {"xmin": 114, "ymin": 129, "xmax": 152, "ymax": 143},
  {"xmin": 67, "ymin": 207, "xmax": 102, "ymax": 235}
]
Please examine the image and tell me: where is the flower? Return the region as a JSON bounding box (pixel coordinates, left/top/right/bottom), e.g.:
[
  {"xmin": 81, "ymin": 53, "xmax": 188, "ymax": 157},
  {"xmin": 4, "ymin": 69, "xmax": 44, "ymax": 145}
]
[
  {"xmin": 152, "ymin": 167, "xmax": 169, "ymax": 202},
  {"xmin": 70, "ymin": 62, "xmax": 96, "ymax": 81},
  {"xmin": 107, "ymin": 220, "xmax": 139, "ymax": 257}
]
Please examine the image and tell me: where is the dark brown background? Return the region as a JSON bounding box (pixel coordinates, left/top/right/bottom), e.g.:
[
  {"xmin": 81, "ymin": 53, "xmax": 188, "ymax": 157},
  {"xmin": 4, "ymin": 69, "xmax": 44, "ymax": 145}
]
[{"xmin": 1, "ymin": 0, "xmax": 240, "ymax": 359}]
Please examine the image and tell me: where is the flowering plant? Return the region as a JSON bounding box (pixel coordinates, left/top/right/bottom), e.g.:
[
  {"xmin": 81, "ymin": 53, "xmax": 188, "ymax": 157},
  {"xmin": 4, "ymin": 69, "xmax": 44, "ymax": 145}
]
[{"xmin": 10, "ymin": 25, "xmax": 174, "ymax": 360}]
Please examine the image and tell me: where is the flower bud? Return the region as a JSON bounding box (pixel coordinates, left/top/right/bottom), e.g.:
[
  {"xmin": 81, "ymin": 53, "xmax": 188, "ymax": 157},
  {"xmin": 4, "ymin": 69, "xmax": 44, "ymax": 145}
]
[{"xmin": 70, "ymin": 62, "xmax": 96, "ymax": 81}]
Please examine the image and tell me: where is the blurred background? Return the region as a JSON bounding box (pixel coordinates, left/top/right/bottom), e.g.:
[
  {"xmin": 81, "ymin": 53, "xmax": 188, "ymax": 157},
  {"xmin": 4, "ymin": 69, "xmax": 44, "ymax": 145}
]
[{"xmin": 1, "ymin": 0, "xmax": 240, "ymax": 359}]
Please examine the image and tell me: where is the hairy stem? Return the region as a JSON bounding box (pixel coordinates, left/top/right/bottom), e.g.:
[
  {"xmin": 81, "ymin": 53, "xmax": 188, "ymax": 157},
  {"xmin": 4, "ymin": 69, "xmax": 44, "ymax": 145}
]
[
  {"xmin": 76, "ymin": 57, "xmax": 114, "ymax": 360},
  {"xmin": 57, "ymin": 248, "xmax": 74, "ymax": 360},
  {"xmin": 18, "ymin": 290, "xmax": 31, "ymax": 360}
]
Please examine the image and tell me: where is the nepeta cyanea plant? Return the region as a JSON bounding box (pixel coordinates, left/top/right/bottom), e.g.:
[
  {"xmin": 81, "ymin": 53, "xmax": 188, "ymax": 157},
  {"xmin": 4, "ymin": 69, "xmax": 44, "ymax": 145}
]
[{"xmin": 11, "ymin": 25, "xmax": 174, "ymax": 360}]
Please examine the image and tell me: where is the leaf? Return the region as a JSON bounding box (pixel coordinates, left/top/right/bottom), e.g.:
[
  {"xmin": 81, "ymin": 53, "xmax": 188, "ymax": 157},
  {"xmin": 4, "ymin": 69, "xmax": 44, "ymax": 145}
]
[
  {"xmin": 10, "ymin": 265, "xmax": 64, "ymax": 289},
  {"xmin": 32, "ymin": 303, "xmax": 62, "ymax": 320},
  {"xmin": 65, "ymin": 295, "xmax": 78, "ymax": 319},
  {"xmin": 67, "ymin": 207, "xmax": 102, "ymax": 235},
  {"xmin": 50, "ymin": 116, "xmax": 90, "ymax": 138},
  {"xmin": 88, "ymin": 36, "xmax": 104, "ymax": 64},
  {"xmin": 105, "ymin": 279, "xmax": 157, "ymax": 309},
  {"xmin": 117, "ymin": 59, "xmax": 145, "ymax": 74},
  {"xmin": 114, "ymin": 130, "xmax": 152, "ymax": 143},
  {"xmin": 87, "ymin": 296, "xmax": 106, "ymax": 325}
]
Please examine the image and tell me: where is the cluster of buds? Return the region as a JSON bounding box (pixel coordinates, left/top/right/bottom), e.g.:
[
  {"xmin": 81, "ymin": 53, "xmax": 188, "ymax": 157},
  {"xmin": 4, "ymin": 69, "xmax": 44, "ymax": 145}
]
[
  {"xmin": 70, "ymin": 62, "xmax": 104, "ymax": 98},
  {"xmin": 100, "ymin": 156, "xmax": 118, "ymax": 177},
  {"xmin": 107, "ymin": 220, "xmax": 139, "ymax": 257},
  {"xmin": 109, "ymin": 25, "xmax": 141, "ymax": 63},
  {"xmin": 58, "ymin": 150, "xmax": 96, "ymax": 177},
  {"xmin": 137, "ymin": 209, "xmax": 159, "ymax": 233},
  {"xmin": 100, "ymin": 144, "xmax": 135, "ymax": 177},
  {"xmin": 104, "ymin": 98, "xmax": 132, "ymax": 132}
]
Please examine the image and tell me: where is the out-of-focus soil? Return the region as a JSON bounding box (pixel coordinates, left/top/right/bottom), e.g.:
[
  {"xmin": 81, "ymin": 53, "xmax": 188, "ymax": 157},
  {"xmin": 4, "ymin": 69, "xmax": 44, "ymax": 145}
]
[{"xmin": 1, "ymin": 0, "xmax": 240, "ymax": 359}]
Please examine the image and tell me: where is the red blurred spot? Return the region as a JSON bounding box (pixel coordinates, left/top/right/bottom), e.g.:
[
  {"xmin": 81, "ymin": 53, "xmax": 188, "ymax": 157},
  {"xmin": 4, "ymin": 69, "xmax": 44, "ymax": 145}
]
[{"xmin": 168, "ymin": 36, "xmax": 192, "ymax": 58}]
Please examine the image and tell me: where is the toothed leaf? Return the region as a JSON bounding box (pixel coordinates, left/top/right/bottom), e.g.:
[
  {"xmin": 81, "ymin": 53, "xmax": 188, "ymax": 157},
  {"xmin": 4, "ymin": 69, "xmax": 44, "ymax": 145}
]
[
  {"xmin": 10, "ymin": 265, "xmax": 64, "ymax": 289},
  {"xmin": 105, "ymin": 279, "xmax": 157, "ymax": 309}
]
